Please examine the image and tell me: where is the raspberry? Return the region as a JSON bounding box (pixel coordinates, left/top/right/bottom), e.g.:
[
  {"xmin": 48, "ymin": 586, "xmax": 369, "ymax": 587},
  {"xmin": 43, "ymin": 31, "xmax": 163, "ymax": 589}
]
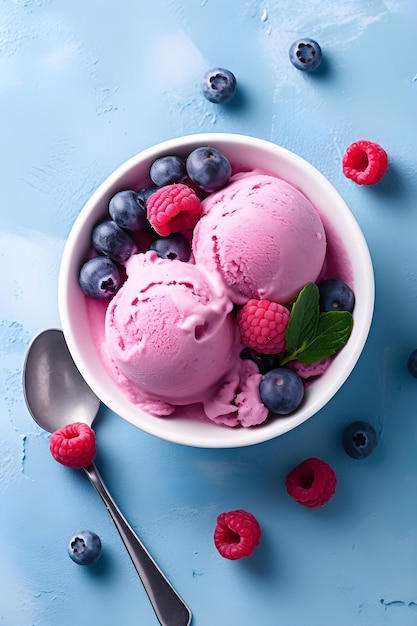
[
  {"xmin": 285, "ymin": 457, "xmax": 336, "ymax": 508},
  {"xmin": 214, "ymin": 509, "xmax": 261, "ymax": 560},
  {"xmin": 49, "ymin": 422, "xmax": 96, "ymax": 469},
  {"xmin": 237, "ymin": 299, "xmax": 290, "ymax": 354},
  {"xmin": 146, "ymin": 183, "xmax": 202, "ymax": 236},
  {"xmin": 342, "ymin": 140, "xmax": 388, "ymax": 185}
]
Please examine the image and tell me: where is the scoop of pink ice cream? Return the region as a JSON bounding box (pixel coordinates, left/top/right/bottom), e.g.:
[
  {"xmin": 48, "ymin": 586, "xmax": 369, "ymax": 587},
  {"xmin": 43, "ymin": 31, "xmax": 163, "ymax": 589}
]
[
  {"xmin": 192, "ymin": 171, "xmax": 327, "ymax": 305},
  {"xmin": 203, "ymin": 358, "xmax": 268, "ymax": 427},
  {"xmin": 105, "ymin": 251, "xmax": 238, "ymax": 411}
]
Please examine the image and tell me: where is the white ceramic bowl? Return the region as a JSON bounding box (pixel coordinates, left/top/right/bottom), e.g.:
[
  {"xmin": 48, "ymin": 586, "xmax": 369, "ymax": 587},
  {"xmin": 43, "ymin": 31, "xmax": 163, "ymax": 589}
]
[{"xmin": 58, "ymin": 133, "xmax": 374, "ymax": 448}]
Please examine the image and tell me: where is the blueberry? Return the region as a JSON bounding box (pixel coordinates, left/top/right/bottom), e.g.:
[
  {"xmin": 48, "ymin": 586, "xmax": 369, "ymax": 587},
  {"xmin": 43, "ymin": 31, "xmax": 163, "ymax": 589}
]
[
  {"xmin": 109, "ymin": 190, "xmax": 148, "ymax": 231},
  {"xmin": 150, "ymin": 155, "xmax": 187, "ymax": 187},
  {"xmin": 318, "ymin": 279, "xmax": 355, "ymax": 313},
  {"xmin": 68, "ymin": 530, "xmax": 101, "ymax": 565},
  {"xmin": 201, "ymin": 67, "xmax": 237, "ymax": 103},
  {"xmin": 137, "ymin": 185, "xmax": 159, "ymax": 209},
  {"xmin": 342, "ymin": 421, "xmax": 378, "ymax": 459},
  {"xmin": 259, "ymin": 368, "xmax": 304, "ymax": 415},
  {"xmin": 136, "ymin": 186, "xmax": 160, "ymax": 232},
  {"xmin": 150, "ymin": 233, "xmax": 191, "ymax": 262},
  {"xmin": 289, "ymin": 38, "xmax": 322, "ymax": 72},
  {"xmin": 407, "ymin": 349, "xmax": 417, "ymax": 377},
  {"xmin": 79, "ymin": 256, "xmax": 121, "ymax": 299},
  {"xmin": 91, "ymin": 220, "xmax": 136, "ymax": 264},
  {"xmin": 186, "ymin": 147, "xmax": 231, "ymax": 192},
  {"xmin": 240, "ymin": 348, "xmax": 282, "ymax": 375}
]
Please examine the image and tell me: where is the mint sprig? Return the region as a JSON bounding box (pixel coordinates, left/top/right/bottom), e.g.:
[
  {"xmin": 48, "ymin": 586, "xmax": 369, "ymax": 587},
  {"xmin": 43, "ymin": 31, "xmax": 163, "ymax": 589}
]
[{"xmin": 280, "ymin": 283, "xmax": 353, "ymax": 365}]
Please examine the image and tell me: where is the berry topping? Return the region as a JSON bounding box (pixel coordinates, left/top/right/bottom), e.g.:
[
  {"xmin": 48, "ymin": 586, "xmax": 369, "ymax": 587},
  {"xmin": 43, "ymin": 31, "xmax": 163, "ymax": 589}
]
[
  {"xmin": 150, "ymin": 232, "xmax": 191, "ymax": 262},
  {"xmin": 79, "ymin": 256, "xmax": 121, "ymax": 299},
  {"xmin": 407, "ymin": 348, "xmax": 417, "ymax": 377},
  {"xmin": 146, "ymin": 183, "xmax": 202, "ymax": 236},
  {"xmin": 285, "ymin": 457, "xmax": 337, "ymax": 508},
  {"xmin": 318, "ymin": 279, "xmax": 355, "ymax": 313},
  {"xmin": 135, "ymin": 186, "xmax": 160, "ymax": 233},
  {"xmin": 92, "ymin": 220, "xmax": 137, "ymax": 264},
  {"xmin": 150, "ymin": 155, "xmax": 187, "ymax": 187},
  {"xmin": 49, "ymin": 422, "xmax": 96, "ymax": 469},
  {"xmin": 186, "ymin": 146, "xmax": 231, "ymax": 192},
  {"xmin": 240, "ymin": 347, "xmax": 282, "ymax": 375},
  {"xmin": 109, "ymin": 190, "xmax": 148, "ymax": 231},
  {"xmin": 237, "ymin": 299, "xmax": 290, "ymax": 354},
  {"xmin": 342, "ymin": 421, "xmax": 378, "ymax": 459},
  {"xmin": 214, "ymin": 510, "xmax": 261, "ymax": 560},
  {"xmin": 68, "ymin": 530, "xmax": 101, "ymax": 565},
  {"xmin": 342, "ymin": 140, "xmax": 388, "ymax": 185},
  {"xmin": 201, "ymin": 67, "xmax": 237, "ymax": 103},
  {"xmin": 289, "ymin": 38, "xmax": 322, "ymax": 72},
  {"xmin": 137, "ymin": 185, "xmax": 159, "ymax": 208},
  {"xmin": 259, "ymin": 368, "xmax": 304, "ymax": 414}
]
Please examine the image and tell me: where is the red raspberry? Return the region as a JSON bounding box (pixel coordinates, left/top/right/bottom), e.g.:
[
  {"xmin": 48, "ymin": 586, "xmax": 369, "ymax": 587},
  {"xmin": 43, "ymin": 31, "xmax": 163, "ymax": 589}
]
[
  {"xmin": 342, "ymin": 139, "xmax": 388, "ymax": 185},
  {"xmin": 214, "ymin": 509, "xmax": 261, "ymax": 560},
  {"xmin": 49, "ymin": 422, "xmax": 96, "ymax": 469},
  {"xmin": 285, "ymin": 457, "xmax": 336, "ymax": 508},
  {"xmin": 146, "ymin": 183, "xmax": 202, "ymax": 236},
  {"xmin": 237, "ymin": 299, "xmax": 290, "ymax": 354}
]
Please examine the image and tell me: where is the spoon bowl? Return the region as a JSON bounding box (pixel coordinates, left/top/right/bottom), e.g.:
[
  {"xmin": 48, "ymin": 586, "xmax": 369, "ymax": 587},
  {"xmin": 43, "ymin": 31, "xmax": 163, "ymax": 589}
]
[
  {"xmin": 23, "ymin": 328, "xmax": 99, "ymax": 432},
  {"xmin": 23, "ymin": 328, "xmax": 191, "ymax": 626}
]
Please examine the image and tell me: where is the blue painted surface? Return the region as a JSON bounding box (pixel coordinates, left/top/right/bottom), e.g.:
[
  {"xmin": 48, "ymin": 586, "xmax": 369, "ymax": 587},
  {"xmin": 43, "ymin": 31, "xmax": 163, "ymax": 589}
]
[{"xmin": 1, "ymin": 1, "xmax": 417, "ymax": 624}]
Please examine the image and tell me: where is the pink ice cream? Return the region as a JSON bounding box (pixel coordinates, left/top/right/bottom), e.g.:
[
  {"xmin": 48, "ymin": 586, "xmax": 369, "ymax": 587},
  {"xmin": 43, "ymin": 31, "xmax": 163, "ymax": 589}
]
[
  {"xmin": 192, "ymin": 171, "xmax": 327, "ymax": 306},
  {"xmin": 104, "ymin": 250, "xmax": 268, "ymax": 425},
  {"xmin": 85, "ymin": 163, "xmax": 353, "ymax": 429}
]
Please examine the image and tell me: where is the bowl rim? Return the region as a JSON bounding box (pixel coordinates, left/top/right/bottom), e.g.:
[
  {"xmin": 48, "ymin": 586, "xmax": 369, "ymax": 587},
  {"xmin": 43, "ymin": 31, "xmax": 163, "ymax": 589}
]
[{"xmin": 58, "ymin": 132, "xmax": 375, "ymax": 448}]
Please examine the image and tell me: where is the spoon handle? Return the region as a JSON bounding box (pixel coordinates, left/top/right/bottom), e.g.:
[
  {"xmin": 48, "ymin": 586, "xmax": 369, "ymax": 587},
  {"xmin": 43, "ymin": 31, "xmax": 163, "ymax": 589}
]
[{"xmin": 84, "ymin": 463, "xmax": 192, "ymax": 626}]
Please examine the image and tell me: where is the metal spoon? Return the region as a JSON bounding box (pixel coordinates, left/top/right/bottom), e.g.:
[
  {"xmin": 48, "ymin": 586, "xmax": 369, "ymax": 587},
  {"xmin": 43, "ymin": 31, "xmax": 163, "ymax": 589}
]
[{"xmin": 23, "ymin": 328, "xmax": 191, "ymax": 626}]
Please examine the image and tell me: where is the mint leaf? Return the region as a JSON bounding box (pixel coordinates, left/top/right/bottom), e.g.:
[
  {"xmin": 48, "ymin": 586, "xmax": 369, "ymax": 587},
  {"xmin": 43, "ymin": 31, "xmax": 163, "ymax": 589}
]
[
  {"xmin": 297, "ymin": 311, "xmax": 353, "ymax": 363},
  {"xmin": 280, "ymin": 281, "xmax": 354, "ymax": 366},
  {"xmin": 283, "ymin": 283, "xmax": 320, "ymax": 360}
]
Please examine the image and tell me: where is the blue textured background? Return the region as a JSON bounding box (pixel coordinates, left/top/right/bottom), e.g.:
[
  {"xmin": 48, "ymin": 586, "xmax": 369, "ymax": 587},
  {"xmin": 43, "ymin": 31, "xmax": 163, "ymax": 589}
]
[{"xmin": 1, "ymin": 1, "xmax": 417, "ymax": 624}]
